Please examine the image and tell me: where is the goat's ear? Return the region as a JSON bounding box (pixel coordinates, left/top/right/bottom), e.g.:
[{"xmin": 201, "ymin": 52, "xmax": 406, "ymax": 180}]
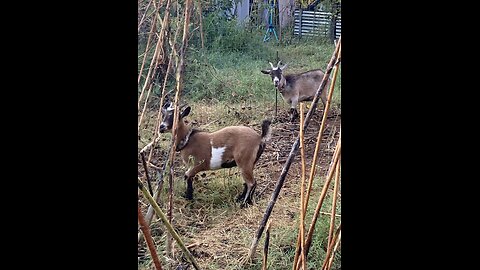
[
  {"xmin": 180, "ymin": 106, "xmax": 191, "ymax": 118},
  {"xmin": 261, "ymin": 69, "xmax": 271, "ymax": 74},
  {"xmin": 162, "ymin": 100, "xmax": 170, "ymax": 113},
  {"xmin": 280, "ymin": 64, "xmax": 288, "ymax": 71}
]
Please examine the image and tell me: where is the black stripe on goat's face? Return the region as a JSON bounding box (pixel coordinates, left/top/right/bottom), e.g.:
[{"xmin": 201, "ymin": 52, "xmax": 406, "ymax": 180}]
[
  {"xmin": 159, "ymin": 102, "xmax": 191, "ymax": 133},
  {"xmin": 159, "ymin": 102, "xmax": 175, "ymax": 133}
]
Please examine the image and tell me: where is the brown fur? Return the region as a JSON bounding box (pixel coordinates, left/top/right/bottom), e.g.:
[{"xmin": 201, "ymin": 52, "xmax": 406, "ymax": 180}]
[{"xmin": 161, "ymin": 105, "xmax": 271, "ymax": 206}]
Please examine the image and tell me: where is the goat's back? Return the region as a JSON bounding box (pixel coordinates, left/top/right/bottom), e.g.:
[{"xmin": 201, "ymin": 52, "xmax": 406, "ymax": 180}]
[
  {"xmin": 210, "ymin": 126, "xmax": 262, "ymax": 148},
  {"xmin": 285, "ymin": 69, "xmax": 329, "ymax": 101}
]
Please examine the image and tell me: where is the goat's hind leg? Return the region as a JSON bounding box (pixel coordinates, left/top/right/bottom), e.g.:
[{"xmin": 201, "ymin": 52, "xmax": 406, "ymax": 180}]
[
  {"xmin": 236, "ymin": 183, "xmax": 248, "ymax": 203},
  {"xmin": 239, "ymin": 168, "xmax": 257, "ymax": 208}
]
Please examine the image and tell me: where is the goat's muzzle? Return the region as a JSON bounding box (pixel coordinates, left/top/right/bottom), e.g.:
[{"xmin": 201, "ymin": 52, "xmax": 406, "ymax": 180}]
[{"xmin": 159, "ymin": 124, "xmax": 167, "ymax": 133}]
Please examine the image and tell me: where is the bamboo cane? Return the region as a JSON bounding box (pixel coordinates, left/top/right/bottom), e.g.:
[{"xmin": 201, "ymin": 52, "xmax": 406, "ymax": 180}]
[
  {"xmin": 326, "ymin": 230, "xmax": 341, "ymax": 270},
  {"xmin": 138, "ymin": 0, "xmax": 163, "ymax": 85},
  {"xmin": 327, "ymin": 156, "xmax": 341, "ymax": 250},
  {"xmin": 295, "ymin": 135, "xmax": 341, "ymax": 270},
  {"xmin": 146, "ymin": 6, "xmax": 181, "ymax": 165},
  {"xmin": 138, "ymin": 204, "xmax": 163, "ymax": 270},
  {"xmin": 138, "ymin": 177, "xmax": 201, "ymax": 270},
  {"xmin": 138, "ymin": 0, "xmax": 154, "ymax": 31},
  {"xmin": 304, "ymin": 44, "xmax": 341, "ymax": 211},
  {"xmin": 292, "ymin": 46, "xmax": 341, "ymax": 269},
  {"xmin": 243, "ymin": 37, "xmax": 341, "ymax": 264},
  {"xmin": 298, "ymin": 103, "xmax": 307, "ymax": 270},
  {"xmin": 165, "ymin": 0, "xmax": 193, "ymax": 258},
  {"xmin": 138, "ymin": 0, "xmax": 179, "ymax": 246},
  {"xmin": 138, "ymin": 0, "xmax": 173, "ymax": 130},
  {"xmin": 321, "ymin": 224, "xmax": 341, "ymax": 270}
]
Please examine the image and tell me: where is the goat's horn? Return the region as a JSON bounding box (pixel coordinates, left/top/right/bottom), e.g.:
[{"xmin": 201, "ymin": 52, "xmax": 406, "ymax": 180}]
[
  {"xmin": 269, "ymin": 62, "xmax": 274, "ymax": 69},
  {"xmin": 277, "ymin": 61, "xmax": 281, "ymax": 67}
]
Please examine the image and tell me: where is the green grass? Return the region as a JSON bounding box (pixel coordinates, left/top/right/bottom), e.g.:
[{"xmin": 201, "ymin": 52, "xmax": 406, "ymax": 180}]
[{"xmin": 183, "ymin": 35, "xmax": 341, "ymax": 110}]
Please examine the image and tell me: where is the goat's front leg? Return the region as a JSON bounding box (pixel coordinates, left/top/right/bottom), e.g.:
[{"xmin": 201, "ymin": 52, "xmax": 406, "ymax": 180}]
[
  {"xmin": 289, "ymin": 98, "xmax": 299, "ymax": 122},
  {"xmin": 184, "ymin": 175, "xmax": 194, "ymax": 200},
  {"xmin": 183, "ymin": 165, "xmax": 206, "ymax": 200}
]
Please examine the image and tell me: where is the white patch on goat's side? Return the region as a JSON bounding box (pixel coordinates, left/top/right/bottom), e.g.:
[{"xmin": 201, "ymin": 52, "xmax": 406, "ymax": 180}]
[{"xmin": 210, "ymin": 142, "xmax": 226, "ymax": 170}]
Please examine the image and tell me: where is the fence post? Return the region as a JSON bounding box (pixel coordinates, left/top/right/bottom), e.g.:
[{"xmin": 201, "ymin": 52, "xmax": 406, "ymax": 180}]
[
  {"xmin": 299, "ymin": 8, "xmax": 303, "ymax": 38},
  {"xmin": 329, "ymin": 11, "xmax": 336, "ymax": 43}
]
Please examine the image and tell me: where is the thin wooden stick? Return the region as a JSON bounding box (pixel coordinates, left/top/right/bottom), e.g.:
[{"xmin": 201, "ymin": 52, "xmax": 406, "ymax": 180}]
[
  {"xmin": 298, "ymin": 103, "xmax": 307, "ymax": 270},
  {"xmin": 138, "ymin": 0, "xmax": 178, "ymax": 246},
  {"xmin": 244, "ymin": 37, "xmax": 341, "ymax": 264},
  {"xmin": 138, "ymin": 204, "xmax": 163, "ymax": 270},
  {"xmin": 320, "ymin": 212, "xmax": 341, "ymax": 217},
  {"xmin": 138, "ymin": 0, "xmax": 173, "ymax": 129},
  {"xmin": 304, "ymin": 43, "xmax": 341, "ymax": 211},
  {"xmin": 138, "ymin": 0, "xmax": 162, "ymax": 85},
  {"xmin": 321, "ymin": 225, "xmax": 341, "ymax": 270},
  {"xmin": 165, "ymin": 0, "xmax": 193, "ymax": 258},
  {"xmin": 326, "ymin": 230, "xmax": 341, "ymax": 270},
  {"xmin": 295, "ymin": 140, "xmax": 341, "ymax": 270},
  {"xmin": 138, "ymin": 148, "xmax": 171, "ymax": 244},
  {"xmin": 140, "ymin": 152, "xmax": 154, "ymax": 196},
  {"xmin": 138, "ymin": 0, "xmax": 154, "ymax": 31},
  {"xmin": 293, "ymin": 44, "xmax": 341, "ymax": 269},
  {"xmin": 296, "ymin": 135, "xmax": 341, "ymax": 269},
  {"xmin": 327, "ymin": 156, "xmax": 341, "ymax": 250},
  {"xmin": 146, "ymin": 5, "xmax": 181, "ymax": 165},
  {"xmin": 261, "ymin": 220, "xmax": 272, "ymax": 270},
  {"xmin": 139, "ymin": 177, "xmax": 201, "ymax": 270},
  {"xmin": 166, "ymin": 165, "xmax": 174, "ymax": 257},
  {"xmin": 197, "ymin": 0, "xmax": 204, "ymax": 49}
]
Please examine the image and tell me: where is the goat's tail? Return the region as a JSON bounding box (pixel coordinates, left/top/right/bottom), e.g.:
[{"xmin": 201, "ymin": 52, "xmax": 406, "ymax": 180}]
[
  {"xmin": 261, "ymin": 119, "xmax": 272, "ymax": 144},
  {"xmin": 254, "ymin": 119, "xmax": 272, "ymax": 165}
]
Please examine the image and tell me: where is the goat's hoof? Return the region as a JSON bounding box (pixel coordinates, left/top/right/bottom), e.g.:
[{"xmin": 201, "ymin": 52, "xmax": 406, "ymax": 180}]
[
  {"xmin": 184, "ymin": 193, "xmax": 193, "ymax": 200},
  {"xmin": 239, "ymin": 199, "xmax": 254, "ymax": 208}
]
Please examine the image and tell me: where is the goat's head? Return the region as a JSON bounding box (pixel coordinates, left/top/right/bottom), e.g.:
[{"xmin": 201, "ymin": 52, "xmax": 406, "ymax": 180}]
[
  {"xmin": 261, "ymin": 61, "xmax": 288, "ymax": 88},
  {"xmin": 159, "ymin": 100, "xmax": 191, "ymax": 133}
]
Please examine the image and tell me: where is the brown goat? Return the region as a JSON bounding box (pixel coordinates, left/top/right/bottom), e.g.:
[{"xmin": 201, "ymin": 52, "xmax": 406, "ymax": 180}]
[
  {"xmin": 159, "ymin": 101, "xmax": 272, "ymax": 207},
  {"xmin": 261, "ymin": 61, "xmax": 330, "ymax": 121}
]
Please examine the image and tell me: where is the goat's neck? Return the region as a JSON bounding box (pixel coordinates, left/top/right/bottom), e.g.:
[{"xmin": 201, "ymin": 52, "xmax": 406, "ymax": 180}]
[
  {"xmin": 277, "ymin": 76, "xmax": 287, "ymax": 92},
  {"xmin": 175, "ymin": 120, "xmax": 191, "ymax": 149}
]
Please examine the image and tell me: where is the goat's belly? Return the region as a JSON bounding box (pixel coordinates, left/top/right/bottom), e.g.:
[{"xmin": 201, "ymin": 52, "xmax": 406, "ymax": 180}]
[{"xmin": 299, "ymin": 95, "xmax": 314, "ymax": 102}]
